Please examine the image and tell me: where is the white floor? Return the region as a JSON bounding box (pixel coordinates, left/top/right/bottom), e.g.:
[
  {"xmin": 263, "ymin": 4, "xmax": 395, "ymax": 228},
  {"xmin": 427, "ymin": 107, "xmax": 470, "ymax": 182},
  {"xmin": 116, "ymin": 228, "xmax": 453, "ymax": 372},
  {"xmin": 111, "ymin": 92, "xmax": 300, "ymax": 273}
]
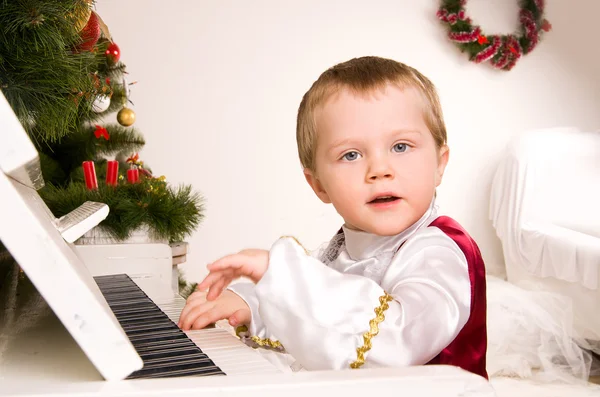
[{"xmin": 490, "ymin": 377, "xmax": 600, "ymax": 397}]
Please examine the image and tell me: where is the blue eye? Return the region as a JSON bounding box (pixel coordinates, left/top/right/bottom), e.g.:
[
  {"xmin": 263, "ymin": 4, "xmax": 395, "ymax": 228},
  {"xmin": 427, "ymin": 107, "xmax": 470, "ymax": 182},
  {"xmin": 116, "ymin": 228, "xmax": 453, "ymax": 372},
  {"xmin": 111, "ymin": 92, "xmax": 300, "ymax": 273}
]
[
  {"xmin": 342, "ymin": 151, "xmax": 360, "ymax": 161},
  {"xmin": 393, "ymin": 143, "xmax": 408, "ymax": 153}
]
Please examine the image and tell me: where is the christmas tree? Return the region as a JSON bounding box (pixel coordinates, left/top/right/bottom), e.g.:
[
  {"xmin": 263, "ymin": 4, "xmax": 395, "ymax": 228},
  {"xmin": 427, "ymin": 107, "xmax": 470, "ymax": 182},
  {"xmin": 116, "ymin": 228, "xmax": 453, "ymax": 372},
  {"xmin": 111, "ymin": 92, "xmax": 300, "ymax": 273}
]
[{"xmin": 0, "ymin": 1, "xmax": 203, "ymax": 256}]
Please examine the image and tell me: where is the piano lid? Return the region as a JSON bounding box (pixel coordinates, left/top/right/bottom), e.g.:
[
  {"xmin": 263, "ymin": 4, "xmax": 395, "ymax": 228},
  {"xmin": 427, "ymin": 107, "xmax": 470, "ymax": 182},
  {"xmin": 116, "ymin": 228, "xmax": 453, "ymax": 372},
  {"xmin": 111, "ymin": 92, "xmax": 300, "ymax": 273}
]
[{"xmin": 0, "ymin": 91, "xmax": 143, "ymax": 381}]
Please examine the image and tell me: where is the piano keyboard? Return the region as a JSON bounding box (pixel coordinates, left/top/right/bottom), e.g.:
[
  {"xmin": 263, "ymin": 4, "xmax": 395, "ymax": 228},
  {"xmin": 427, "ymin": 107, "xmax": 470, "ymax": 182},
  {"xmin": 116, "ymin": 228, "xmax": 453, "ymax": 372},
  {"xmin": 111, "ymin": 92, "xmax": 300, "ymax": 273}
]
[{"xmin": 95, "ymin": 274, "xmax": 280, "ymax": 379}]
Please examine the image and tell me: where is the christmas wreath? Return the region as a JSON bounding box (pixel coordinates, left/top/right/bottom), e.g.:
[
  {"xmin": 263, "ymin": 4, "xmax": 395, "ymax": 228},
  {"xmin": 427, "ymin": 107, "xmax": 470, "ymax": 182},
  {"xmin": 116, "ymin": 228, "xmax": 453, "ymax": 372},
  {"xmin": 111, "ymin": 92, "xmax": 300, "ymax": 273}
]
[{"xmin": 437, "ymin": 0, "xmax": 551, "ymax": 71}]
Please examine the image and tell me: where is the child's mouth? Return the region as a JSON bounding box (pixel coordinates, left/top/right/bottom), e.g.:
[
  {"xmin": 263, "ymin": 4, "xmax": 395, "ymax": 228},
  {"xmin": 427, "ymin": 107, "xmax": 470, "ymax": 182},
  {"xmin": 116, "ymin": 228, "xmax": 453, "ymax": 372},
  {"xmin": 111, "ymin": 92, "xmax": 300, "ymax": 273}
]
[{"xmin": 368, "ymin": 196, "xmax": 400, "ymax": 204}]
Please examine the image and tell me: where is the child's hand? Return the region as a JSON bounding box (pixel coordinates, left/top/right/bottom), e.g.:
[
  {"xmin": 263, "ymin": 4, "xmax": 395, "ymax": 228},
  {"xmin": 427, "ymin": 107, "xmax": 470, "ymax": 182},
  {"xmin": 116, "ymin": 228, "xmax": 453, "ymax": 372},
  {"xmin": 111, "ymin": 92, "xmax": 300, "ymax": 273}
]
[
  {"xmin": 198, "ymin": 249, "xmax": 269, "ymax": 301},
  {"xmin": 178, "ymin": 290, "xmax": 250, "ymax": 330}
]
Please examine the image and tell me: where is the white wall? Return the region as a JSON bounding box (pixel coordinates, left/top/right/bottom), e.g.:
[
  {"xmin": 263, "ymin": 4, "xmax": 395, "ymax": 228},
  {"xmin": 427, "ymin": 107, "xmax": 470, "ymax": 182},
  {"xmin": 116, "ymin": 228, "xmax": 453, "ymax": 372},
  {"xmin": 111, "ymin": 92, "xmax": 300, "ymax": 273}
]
[{"xmin": 96, "ymin": 0, "xmax": 600, "ymax": 282}]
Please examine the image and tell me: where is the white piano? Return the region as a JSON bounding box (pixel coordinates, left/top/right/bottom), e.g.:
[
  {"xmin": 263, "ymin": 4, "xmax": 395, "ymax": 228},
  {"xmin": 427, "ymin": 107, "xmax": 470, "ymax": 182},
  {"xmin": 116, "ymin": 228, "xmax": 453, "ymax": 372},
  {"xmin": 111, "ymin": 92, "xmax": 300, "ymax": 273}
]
[{"xmin": 0, "ymin": 92, "xmax": 496, "ymax": 397}]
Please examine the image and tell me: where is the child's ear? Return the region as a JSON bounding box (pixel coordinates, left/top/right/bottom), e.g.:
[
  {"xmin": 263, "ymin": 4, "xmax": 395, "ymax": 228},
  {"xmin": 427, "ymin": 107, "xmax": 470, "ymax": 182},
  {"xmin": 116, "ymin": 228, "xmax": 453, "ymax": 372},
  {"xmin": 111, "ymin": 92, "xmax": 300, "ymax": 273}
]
[
  {"xmin": 303, "ymin": 168, "xmax": 331, "ymax": 204},
  {"xmin": 435, "ymin": 145, "xmax": 450, "ymax": 187}
]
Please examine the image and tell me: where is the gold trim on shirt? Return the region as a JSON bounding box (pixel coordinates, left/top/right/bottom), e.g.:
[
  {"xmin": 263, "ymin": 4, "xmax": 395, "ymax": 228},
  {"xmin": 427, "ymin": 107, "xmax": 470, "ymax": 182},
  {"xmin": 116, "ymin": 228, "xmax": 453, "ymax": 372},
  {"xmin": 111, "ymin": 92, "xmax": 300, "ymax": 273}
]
[
  {"xmin": 235, "ymin": 325, "xmax": 284, "ymax": 351},
  {"xmin": 249, "ymin": 335, "xmax": 283, "ymax": 349},
  {"xmin": 350, "ymin": 292, "xmax": 394, "ymax": 369},
  {"xmin": 280, "ymin": 235, "xmax": 310, "ymax": 255}
]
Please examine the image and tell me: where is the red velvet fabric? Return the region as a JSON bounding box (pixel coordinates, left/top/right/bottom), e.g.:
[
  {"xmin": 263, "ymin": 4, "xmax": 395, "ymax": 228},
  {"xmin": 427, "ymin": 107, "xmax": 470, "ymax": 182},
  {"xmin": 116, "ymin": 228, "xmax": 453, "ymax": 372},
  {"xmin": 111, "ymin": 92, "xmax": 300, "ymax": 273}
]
[{"xmin": 425, "ymin": 216, "xmax": 488, "ymax": 379}]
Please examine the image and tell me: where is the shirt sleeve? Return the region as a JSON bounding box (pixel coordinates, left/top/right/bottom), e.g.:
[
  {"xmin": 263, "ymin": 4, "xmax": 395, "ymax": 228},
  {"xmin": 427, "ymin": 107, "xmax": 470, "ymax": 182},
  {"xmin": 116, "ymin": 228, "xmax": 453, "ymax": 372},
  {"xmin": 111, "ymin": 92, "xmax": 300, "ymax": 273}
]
[
  {"xmin": 253, "ymin": 228, "xmax": 472, "ymax": 370},
  {"xmin": 226, "ymin": 281, "xmax": 273, "ymax": 338},
  {"xmin": 225, "ymin": 242, "xmax": 328, "ymax": 343}
]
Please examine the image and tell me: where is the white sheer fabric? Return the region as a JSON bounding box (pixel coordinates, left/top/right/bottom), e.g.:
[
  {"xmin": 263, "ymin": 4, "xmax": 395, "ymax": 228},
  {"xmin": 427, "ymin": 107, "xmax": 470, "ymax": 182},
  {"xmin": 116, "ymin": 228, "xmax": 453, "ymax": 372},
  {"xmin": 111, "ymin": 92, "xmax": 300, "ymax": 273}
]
[{"xmin": 486, "ymin": 275, "xmax": 597, "ymax": 383}]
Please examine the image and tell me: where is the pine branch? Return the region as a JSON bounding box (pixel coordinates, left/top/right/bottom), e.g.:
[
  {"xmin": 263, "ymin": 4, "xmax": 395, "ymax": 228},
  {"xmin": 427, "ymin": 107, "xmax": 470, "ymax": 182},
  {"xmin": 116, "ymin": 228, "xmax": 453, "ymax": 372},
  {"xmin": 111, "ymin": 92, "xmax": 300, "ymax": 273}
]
[
  {"xmin": 99, "ymin": 60, "xmax": 128, "ymax": 80},
  {"xmin": 39, "ymin": 151, "xmax": 67, "ymax": 186},
  {"xmin": 94, "ymin": 124, "xmax": 146, "ymax": 157},
  {"xmin": 38, "ymin": 123, "xmax": 145, "ymax": 172},
  {"xmin": 0, "ymin": 1, "xmax": 100, "ymax": 142},
  {"xmin": 39, "ymin": 178, "xmax": 204, "ymax": 242},
  {"xmin": 144, "ymin": 184, "xmax": 205, "ymax": 242},
  {"xmin": 80, "ymin": 82, "xmax": 127, "ymax": 125},
  {"xmin": 105, "ymin": 84, "xmax": 127, "ymax": 113}
]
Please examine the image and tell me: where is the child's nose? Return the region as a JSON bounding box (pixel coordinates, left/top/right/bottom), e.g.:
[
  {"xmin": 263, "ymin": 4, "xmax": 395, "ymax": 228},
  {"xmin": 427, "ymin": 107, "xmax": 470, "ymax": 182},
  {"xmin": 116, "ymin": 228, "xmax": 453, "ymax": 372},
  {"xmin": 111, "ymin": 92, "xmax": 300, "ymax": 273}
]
[{"xmin": 367, "ymin": 157, "xmax": 395, "ymax": 181}]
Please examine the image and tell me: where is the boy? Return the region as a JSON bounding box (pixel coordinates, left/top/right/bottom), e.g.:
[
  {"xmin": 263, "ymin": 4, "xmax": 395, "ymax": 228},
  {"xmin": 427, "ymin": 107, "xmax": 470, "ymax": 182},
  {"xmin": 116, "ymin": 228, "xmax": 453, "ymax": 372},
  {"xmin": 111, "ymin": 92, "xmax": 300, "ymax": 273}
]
[{"xmin": 179, "ymin": 56, "xmax": 488, "ymax": 378}]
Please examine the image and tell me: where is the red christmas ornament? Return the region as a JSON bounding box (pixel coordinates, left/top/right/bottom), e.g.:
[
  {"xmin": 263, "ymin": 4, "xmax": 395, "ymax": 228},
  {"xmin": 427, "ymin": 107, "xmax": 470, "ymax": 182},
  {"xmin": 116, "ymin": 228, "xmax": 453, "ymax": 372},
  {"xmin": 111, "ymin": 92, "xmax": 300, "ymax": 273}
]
[
  {"xmin": 105, "ymin": 42, "xmax": 121, "ymax": 64},
  {"xmin": 78, "ymin": 11, "xmax": 100, "ymax": 52},
  {"xmin": 477, "ymin": 35, "xmax": 488, "ymax": 45}
]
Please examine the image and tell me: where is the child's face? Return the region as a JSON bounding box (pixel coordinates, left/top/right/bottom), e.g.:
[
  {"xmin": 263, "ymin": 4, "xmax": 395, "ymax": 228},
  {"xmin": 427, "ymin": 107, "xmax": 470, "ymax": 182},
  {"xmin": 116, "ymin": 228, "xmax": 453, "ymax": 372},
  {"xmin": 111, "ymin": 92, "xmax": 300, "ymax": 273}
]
[{"xmin": 305, "ymin": 84, "xmax": 448, "ymax": 236}]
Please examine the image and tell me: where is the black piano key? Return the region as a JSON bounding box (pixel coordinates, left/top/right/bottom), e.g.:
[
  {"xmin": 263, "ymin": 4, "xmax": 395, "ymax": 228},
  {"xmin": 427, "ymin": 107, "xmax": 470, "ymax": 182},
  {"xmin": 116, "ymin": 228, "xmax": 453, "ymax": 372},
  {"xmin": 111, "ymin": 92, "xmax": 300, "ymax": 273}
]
[
  {"xmin": 127, "ymin": 331, "xmax": 190, "ymax": 344},
  {"xmin": 134, "ymin": 339, "xmax": 197, "ymax": 352},
  {"xmin": 117, "ymin": 313, "xmax": 170, "ymax": 325},
  {"xmin": 94, "ymin": 273, "xmax": 226, "ymax": 379},
  {"xmin": 123, "ymin": 322, "xmax": 180, "ymax": 335},
  {"xmin": 137, "ymin": 344, "xmax": 203, "ymax": 358},
  {"xmin": 105, "ymin": 296, "xmax": 151, "ymax": 305},
  {"xmin": 120, "ymin": 318, "xmax": 175, "ymax": 330},
  {"xmin": 126, "ymin": 328, "xmax": 184, "ymax": 340},
  {"xmin": 110, "ymin": 306, "xmax": 162, "ymax": 316},
  {"xmin": 141, "ymin": 355, "xmax": 214, "ymax": 368},
  {"xmin": 105, "ymin": 299, "xmax": 155, "ymax": 308},
  {"xmin": 139, "ymin": 347, "xmax": 207, "ymax": 361},
  {"xmin": 128, "ymin": 362, "xmax": 225, "ymax": 379}
]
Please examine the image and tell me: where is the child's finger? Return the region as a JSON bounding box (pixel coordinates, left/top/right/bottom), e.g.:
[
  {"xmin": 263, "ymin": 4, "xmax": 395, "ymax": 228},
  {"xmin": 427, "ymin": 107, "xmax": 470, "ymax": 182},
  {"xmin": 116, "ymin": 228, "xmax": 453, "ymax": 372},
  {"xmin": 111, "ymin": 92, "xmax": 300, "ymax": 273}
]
[
  {"xmin": 178, "ymin": 300, "xmax": 213, "ymax": 330},
  {"xmin": 178, "ymin": 296, "xmax": 204, "ymax": 327},
  {"xmin": 206, "ymin": 277, "xmax": 228, "ymax": 301},
  {"xmin": 228, "ymin": 308, "xmax": 251, "ymax": 327},
  {"xmin": 197, "ymin": 271, "xmax": 224, "ymax": 291},
  {"xmin": 190, "ymin": 306, "xmax": 228, "ymax": 330},
  {"xmin": 208, "ymin": 254, "xmax": 245, "ymax": 271},
  {"xmin": 185, "ymin": 291, "xmax": 206, "ymax": 303}
]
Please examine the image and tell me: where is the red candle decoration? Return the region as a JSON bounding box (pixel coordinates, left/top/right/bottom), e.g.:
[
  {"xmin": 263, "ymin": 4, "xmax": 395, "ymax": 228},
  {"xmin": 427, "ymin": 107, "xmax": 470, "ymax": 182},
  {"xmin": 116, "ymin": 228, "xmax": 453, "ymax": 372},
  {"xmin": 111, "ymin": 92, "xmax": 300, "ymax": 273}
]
[
  {"xmin": 106, "ymin": 160, "xmax": 119, "ymax": 186},
  {"xmin": 127, "ymin": 167, "xmax": 139, "ymax": 184},
  {"xmin": 82, "ymin": 161, "xmax": 98, "ymax": 190}
]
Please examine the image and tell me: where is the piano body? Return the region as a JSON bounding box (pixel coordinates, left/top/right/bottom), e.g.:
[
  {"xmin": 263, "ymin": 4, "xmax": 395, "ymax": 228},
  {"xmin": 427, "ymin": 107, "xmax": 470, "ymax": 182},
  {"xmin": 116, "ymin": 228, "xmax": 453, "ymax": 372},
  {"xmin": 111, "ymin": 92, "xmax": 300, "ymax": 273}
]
[{"xmin": 0, "ymin": 92, "xmax": 496, "ymax": 396}]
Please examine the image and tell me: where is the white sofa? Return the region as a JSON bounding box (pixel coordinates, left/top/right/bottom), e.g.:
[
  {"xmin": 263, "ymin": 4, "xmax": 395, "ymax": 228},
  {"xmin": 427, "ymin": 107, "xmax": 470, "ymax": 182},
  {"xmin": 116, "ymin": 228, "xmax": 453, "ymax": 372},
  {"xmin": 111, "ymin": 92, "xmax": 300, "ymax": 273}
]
[{"xmin": 489, "ymin": 127, "xmax": 600, "ymax": 343}]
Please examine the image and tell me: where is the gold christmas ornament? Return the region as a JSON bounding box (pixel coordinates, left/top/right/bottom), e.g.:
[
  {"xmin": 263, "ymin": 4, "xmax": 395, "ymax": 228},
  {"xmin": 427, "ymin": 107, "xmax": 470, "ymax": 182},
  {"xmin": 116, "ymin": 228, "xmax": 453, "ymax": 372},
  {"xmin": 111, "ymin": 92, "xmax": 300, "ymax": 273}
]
[{"xmin": 117, "ymin": 107, "xmax": 136, "ymax": 126}]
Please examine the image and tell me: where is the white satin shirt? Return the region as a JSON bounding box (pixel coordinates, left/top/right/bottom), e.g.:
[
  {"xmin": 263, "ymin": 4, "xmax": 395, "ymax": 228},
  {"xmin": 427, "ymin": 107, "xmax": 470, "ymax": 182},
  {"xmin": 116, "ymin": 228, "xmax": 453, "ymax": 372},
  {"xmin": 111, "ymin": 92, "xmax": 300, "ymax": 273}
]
[{"xmin": 228, "ymin": 202, "xmax": 471, "ymax": 370}]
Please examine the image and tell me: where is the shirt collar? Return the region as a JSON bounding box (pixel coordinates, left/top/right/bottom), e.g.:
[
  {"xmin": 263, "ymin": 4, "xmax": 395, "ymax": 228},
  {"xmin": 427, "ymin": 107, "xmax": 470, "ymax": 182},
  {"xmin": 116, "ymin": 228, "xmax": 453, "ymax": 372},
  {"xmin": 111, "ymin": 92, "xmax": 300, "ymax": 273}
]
[{"xmin": 342, "ymin": 199, "xmax": 438, "ymax": 261}]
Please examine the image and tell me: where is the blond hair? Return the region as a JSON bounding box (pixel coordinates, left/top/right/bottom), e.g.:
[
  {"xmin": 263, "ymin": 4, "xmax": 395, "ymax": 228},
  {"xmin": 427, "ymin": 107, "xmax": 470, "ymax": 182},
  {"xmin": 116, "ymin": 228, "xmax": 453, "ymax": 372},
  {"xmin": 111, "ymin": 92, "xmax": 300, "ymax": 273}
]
[{"xmin": 296, "ymin": 56, "xmax": 447, "ymax": 171}]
